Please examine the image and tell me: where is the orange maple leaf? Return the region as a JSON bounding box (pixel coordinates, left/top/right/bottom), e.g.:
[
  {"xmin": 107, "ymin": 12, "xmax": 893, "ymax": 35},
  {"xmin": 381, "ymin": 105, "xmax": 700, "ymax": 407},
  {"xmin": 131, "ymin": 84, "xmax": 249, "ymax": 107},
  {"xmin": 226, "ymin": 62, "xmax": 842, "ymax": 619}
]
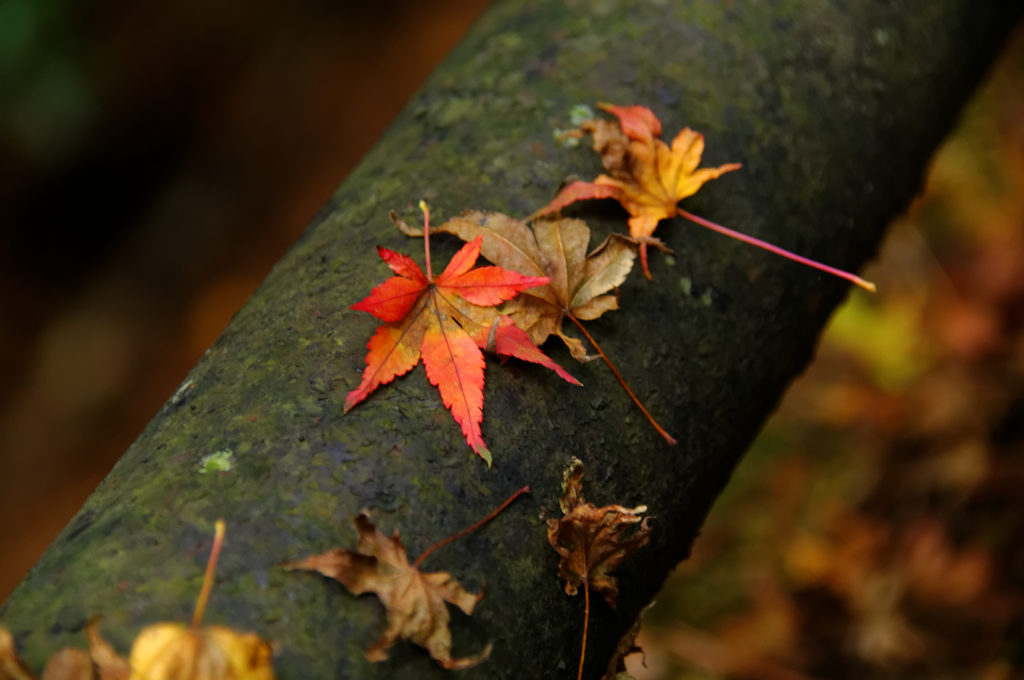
[
  {"xmin": 533, "ymin": 103, "xmax": 875, "ymax": 290},
  {"xmin": 345, "ymin": 202, "xmax": 579, "ymax": 465}
]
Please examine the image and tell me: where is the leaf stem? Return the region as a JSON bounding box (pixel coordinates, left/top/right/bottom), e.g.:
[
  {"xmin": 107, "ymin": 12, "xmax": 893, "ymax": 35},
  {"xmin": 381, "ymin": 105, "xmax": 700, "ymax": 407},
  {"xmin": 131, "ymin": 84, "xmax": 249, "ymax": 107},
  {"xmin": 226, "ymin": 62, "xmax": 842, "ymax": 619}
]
[
  {"xmin": 639, "ymin": 243, "xmax": 652, "ymax": 280},
  {"xmin": 677, "ymin": 207, "xmax": 876, "ymax": 292},
  {"xmin": 192, "ymin": 519, "xmax": 225, "ymax": 628},
  {"xmin": 566, "ymin": 313, "xmax": 677, "ymax": 446},
  {"xmin": 577, "ymin": 581, "xmax": 590, "ymax": 680},
  {"xmin": 414, "ymin": 486, "xmax": 530, "ymax": 568},
  {"xmin": 420, "ymin": 200, "xmax": 433, "ymax": 281}
]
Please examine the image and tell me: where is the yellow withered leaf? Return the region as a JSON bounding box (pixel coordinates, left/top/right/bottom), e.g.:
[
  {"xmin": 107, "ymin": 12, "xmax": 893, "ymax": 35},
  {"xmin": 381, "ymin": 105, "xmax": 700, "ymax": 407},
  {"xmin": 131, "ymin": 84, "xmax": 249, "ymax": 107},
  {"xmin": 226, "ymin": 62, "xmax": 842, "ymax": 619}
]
[
  {"xmin": 533, "ymin": 102, "xmax": 875, "ymax": 290},
  {"xmin": 87, "ymin": 621, "xmax": 273, "ymax": 680},
  {"xmin": 87, "ymin": 520, "xmax": 276, "ymax": 680}
]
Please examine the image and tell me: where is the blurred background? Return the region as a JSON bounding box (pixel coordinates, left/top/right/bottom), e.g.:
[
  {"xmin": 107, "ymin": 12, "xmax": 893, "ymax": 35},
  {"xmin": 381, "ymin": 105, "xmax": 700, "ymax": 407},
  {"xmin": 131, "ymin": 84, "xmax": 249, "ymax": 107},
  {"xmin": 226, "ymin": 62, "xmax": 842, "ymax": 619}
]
[{"xmin": 1, "ymin": 1, "xmax": 1023, "ymax": 678}]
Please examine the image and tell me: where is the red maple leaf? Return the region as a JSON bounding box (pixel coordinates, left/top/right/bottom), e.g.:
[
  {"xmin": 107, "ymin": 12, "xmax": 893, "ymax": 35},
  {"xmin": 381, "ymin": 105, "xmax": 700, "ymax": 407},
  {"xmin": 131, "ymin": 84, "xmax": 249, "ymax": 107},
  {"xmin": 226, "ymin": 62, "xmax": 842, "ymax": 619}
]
[{"xmin": 345, "ymin": 203, "xmax": 580, "ymax": 464}]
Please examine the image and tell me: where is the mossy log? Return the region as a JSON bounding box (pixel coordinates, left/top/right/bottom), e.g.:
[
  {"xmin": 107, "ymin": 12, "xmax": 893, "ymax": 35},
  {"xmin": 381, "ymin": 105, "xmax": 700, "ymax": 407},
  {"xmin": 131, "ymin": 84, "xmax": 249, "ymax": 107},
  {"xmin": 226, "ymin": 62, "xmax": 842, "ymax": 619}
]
[{"xmin": 2, "ymin": 0, "xmax": 1020, "ymax": 678}]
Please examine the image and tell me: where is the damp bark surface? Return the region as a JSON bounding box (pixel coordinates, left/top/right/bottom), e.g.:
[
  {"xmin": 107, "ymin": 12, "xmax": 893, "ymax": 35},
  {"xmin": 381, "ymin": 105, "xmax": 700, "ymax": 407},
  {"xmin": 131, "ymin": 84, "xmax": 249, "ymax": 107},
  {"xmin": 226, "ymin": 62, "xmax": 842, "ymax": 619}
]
[{"xmin": 2, "ymin": 0, "xmax": 1020, "ymax": 678}]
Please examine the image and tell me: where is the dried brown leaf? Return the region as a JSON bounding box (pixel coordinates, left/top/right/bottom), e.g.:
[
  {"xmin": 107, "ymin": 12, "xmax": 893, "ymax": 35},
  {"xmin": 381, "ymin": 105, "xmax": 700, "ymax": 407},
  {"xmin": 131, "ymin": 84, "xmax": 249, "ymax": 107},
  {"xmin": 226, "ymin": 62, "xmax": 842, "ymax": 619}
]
[
  {"xmin": 547, "ymin": 457, "xmax": 651, "ymax": 609},
  {"xmin": 284, "ymin": 513, "xmax": 492, "ymax": 670}
]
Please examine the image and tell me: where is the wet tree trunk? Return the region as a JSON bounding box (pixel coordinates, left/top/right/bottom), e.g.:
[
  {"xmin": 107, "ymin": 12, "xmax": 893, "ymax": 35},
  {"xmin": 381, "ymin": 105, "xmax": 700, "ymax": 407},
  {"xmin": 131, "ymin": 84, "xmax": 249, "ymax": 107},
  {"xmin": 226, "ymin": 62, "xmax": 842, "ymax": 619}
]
[{"xmin": 2, "ymin": 1, "xmax": 1020, "ymax": 678}]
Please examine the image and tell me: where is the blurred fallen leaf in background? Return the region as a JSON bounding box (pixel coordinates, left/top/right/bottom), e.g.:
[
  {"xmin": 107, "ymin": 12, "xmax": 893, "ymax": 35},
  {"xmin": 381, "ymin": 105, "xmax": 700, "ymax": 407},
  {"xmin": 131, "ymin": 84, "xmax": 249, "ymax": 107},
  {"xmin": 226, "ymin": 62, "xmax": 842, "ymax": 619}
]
[{"xmin": 87, "ymin": 521, "xmax": 277, "ymax": 680}]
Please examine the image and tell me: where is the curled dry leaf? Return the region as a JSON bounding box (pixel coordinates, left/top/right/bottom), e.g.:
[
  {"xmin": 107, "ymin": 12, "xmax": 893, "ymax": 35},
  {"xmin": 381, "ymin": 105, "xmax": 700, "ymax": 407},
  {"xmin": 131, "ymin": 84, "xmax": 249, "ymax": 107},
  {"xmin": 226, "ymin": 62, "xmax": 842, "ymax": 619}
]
[
  {"xmin": 547, "ymin": 458, "xmax": 651, "ymax": 680},
  {"xmin": 394, "ymin": 210, "xmax": 676, "ymax": 445},
  {"xmin": 284, "ymin": 513, "xmax": 493, "ymax": 670},
  {"xmin": 348, "ymin": 203, "xmax": 579, "ymax": 465},
  {"xmin": 547, "ymin": 457, "xmax": 651, "ymax": 609},
  {"xmin": 87, "ymin": 520, "xmax": 277, "ymax": 680},
  {"xmin": 533, "ymin": 103, "xmax": 875, "ymax": 290}
]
